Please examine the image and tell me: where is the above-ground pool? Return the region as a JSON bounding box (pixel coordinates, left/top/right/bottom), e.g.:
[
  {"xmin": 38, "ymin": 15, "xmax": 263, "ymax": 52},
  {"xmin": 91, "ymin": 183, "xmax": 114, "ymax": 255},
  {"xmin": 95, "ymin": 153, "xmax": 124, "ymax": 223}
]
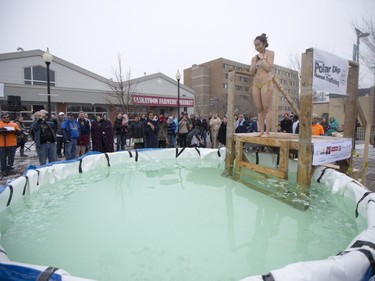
[{"xmin": 0, "ymin": 148, "xmax": 374, "ymax": 281}]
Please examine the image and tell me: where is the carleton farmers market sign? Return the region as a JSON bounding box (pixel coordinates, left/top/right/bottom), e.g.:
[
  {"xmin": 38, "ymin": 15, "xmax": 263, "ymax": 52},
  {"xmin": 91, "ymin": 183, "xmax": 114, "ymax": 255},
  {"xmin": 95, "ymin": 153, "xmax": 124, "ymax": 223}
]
[{"xmin": 132, "ymin": 95, "xmax": 194, "ymax": 107}]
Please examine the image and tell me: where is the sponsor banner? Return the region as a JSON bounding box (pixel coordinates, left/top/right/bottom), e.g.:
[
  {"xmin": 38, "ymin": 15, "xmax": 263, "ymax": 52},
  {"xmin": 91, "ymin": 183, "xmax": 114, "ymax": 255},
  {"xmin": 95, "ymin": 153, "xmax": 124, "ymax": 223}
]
[
  {"xmin": 132, "ymin": 95, "xmax": 194, "ymax": 107},
  {"xmin": 312, "ymin": 138, "xmax": 352, "ymax": 165},
  {"xmin": 313, "ymin": 49, "xmax": 348, "ymax": 95}
]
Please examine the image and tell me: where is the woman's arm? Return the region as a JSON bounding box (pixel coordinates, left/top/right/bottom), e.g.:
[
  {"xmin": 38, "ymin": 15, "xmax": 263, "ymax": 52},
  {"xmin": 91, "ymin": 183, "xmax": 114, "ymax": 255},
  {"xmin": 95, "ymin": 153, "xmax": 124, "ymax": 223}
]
[
  {"xmin": 258, "ymin": 50, "xmax": 275, "ymax": 72},
  {"xmin": 249, "ymin": 56, "xmax": 257, "ymax": 75}
]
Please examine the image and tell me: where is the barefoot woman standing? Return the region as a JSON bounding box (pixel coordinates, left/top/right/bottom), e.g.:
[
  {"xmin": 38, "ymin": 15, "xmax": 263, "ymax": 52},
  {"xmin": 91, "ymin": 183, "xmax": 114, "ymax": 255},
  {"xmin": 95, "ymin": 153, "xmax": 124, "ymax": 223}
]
[{"xmin": 249, "ymin": 33, "xmax": 275, "ymax": 137}]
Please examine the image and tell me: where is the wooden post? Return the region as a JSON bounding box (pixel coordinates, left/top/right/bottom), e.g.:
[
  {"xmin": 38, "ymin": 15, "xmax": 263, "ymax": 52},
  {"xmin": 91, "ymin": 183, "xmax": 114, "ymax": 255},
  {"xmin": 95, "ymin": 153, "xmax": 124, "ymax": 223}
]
[
  {"xmin": 357, "ymin": 92, "xmax": 373, "ymax": 184},
  {"xmin": 224, "ymin": 70, "xmax": 236, "ymax": 177},
  {"xmin": 297, "ymin": 49, "xmax": 313, "ymax": 189},
  {"xmin": 339, "ymin": 61, "xmax": 359, "ymax": 174},
  {"xmin": 362, "ymin": 123, "xmax": 372, "ymax": 185}
]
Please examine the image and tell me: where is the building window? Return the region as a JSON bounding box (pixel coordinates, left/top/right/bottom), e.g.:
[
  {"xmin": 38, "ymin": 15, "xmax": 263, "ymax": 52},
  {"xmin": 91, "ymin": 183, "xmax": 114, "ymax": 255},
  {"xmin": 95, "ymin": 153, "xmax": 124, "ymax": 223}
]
[
  {"xmin": 239, "ymin": 76, "xmax": 249, "ymax": 83},
  {"xmin": 223, "ymin": 63, "xmax": 228, "ymax": 69},
  {"xmin": 24, "ymin": 65, "xmax": 56, "ymax": 86},
  {"xmin": 236, "ymin": 85, "xmax": 243, "ymax": 91},
  {"xmin": 223, "ymin": 83, "xmax": 228, "ymax": 89},
  {"xmin": 66, "ymin": 105, "xmax": 108, "ymax": 118}
]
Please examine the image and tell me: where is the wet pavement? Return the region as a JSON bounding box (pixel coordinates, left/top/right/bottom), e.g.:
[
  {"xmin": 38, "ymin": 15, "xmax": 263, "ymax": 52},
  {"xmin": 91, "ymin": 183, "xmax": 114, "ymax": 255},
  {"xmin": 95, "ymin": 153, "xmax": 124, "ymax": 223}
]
[
  {"xmin": 352, "ymin": 140, "xmax": 375, "ymax": 191},
  {"xmin": 1, "ymin": 140, "xmax": 374, "ymax": 191}
]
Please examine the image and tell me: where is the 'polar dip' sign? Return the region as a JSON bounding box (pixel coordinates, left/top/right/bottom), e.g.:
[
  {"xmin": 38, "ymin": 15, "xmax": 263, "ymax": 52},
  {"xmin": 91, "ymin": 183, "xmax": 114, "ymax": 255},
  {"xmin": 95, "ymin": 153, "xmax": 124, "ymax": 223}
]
[
  {"xmin": 132, "ymin": 95, "xmax": 194, "ymax": 107},
  {"xmin": 313, "ymin": 49, "xmax": 349, "ymax": 95}
]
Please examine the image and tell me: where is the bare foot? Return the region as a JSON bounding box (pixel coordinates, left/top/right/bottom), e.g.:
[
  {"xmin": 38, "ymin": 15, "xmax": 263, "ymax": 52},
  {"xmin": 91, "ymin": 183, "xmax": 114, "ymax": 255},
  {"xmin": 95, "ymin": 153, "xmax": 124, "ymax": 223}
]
[
  {"xmin": 254, "ymin": 132, "xmax": 263, "ymax": 137},
  {"xmin": 260, "ymin": 133, "xmax": 270, "ymax": 138}
]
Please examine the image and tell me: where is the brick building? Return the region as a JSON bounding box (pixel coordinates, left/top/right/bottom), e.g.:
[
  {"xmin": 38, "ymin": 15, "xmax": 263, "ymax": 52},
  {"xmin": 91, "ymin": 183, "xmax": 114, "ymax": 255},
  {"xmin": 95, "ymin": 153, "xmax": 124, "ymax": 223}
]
[{"xmin": 183, "ymin": 58, "xmax": 299, "ymax": 124}]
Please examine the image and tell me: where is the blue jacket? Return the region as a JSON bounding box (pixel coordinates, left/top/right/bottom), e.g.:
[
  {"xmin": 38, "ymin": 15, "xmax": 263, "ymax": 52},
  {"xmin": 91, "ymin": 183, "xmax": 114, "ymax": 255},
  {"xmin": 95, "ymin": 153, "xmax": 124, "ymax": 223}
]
[
  {"xmin": 167, "ymin": 121, "xmax": 177, "ymax": 135},
  {"xmin": 61, "ymin": 118, "xmax": 80, "ymax": 141},
  {"xmin": 235, "ymin": 119, "xmax": 249, "ymax": 133}
]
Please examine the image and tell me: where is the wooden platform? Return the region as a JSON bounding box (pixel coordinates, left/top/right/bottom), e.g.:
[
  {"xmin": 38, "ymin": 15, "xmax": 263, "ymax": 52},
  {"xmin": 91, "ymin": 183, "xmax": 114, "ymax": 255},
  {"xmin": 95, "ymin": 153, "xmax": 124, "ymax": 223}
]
[{"xmin": 233, "ymin": 132, "xmax": 349, "ymax": 180}]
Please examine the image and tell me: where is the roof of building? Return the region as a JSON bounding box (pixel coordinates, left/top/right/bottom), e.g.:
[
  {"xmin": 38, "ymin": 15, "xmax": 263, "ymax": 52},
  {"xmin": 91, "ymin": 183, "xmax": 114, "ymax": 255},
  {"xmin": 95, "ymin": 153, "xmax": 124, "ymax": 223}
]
[
  {"xmin": 130, "ymin": 72, "xmax": 195, "ymax": 95},
  {"xmin": 0, "ymin": 50, "xmax": 195, "ymax": 95},
  {"xmin": 330, "ymin": 87, "xmax": 372, "ymax": 98},
  {"xmin": 0, "ymin": 49, "xmax": 110, "ymax": 84}
]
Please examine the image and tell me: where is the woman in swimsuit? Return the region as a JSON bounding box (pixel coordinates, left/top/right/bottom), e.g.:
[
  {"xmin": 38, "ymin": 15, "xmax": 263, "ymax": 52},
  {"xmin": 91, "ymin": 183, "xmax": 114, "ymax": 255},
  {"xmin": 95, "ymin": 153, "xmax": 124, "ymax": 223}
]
[{"xmin": 249, "ymin": 33, "xmax": 275, "ymax": 137}]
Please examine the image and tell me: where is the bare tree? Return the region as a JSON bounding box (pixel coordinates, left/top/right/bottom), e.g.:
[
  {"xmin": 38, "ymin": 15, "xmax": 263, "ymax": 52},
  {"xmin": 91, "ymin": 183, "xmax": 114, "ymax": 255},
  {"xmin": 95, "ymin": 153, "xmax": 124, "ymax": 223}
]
[
  {"xmin": 287, "ymin": 50, "xmax": 301, "ymax": 74},
  {"xmin": 105, "ymin": 55, "xmax": 137, "ymax": 113},
  {"xmin": 352, "ymin": 14, "xmax": 375, "ymax": 86},
  {"xmin": 287, "ymin": 51, "xmax": 301, "ymax": 108}
]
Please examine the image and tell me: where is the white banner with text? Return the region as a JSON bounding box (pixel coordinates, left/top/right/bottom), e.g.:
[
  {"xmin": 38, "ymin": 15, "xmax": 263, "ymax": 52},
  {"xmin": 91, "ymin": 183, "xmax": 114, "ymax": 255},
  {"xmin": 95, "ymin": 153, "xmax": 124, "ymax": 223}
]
[
  {"xmin": 313, "ymin": 49, "xmax": 348, "ymax": 95},
  {"xmin": 312, "ymin": 138, "xmax": 352, "ymax": 165}
]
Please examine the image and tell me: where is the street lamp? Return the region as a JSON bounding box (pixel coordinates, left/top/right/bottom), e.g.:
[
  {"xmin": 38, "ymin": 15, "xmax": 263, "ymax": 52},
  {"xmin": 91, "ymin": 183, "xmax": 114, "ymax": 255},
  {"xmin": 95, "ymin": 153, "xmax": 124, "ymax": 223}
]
[
  {"xmin": 176, "ymin": 70, "xmax": 181, "ymax": 131},
  {"xmin": 354, "ymin": 28, "xmax": 370, "ymax": 62},
  {"xmin": 43, "ymin": 48, "xmax": 53, "ymax": 116}
]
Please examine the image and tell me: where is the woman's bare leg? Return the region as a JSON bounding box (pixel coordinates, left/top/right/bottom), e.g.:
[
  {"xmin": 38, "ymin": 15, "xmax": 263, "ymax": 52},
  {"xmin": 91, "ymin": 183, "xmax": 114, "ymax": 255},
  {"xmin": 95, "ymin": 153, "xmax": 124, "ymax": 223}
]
[
  {"xmin": 260, "ymin": 82, "xmax": 273, "ymax": 137},
  {"xmin": 252, "ymin": 86, "xmax": 264, "ymax": 136}
]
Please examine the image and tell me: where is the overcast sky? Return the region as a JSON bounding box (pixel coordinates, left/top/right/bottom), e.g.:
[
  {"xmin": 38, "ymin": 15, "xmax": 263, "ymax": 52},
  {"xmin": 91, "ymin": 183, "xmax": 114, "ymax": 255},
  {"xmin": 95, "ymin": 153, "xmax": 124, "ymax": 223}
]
[{"xmin": 1, "ymin": 0, "xmax": 374, "ymax": 87}]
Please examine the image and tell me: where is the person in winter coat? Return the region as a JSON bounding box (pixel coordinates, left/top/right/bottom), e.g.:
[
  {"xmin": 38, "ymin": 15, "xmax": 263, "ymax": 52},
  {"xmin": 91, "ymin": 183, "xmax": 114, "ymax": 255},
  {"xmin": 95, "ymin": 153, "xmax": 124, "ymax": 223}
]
[
  {"xmin": 76, "ymin": 111, "xmax": 91, "ymax": 157},
  {"xmin": 130, "ymin": 115, "xmax": 144, "ymax": 149},
  {"xmin": 91, "ymin": 115, "xmax": 103, "ymax": 152},
  {"xmin": 61, "ymin": 112, "xmax": 80, "ymax": 160},
  {"xmin": 326, "ymin": 116, "xmax": 339, "ymax": 136},
  {"xmin": 166, "ymin": 116, "xmax": 177, "ymax": 148},
  {"xmin": 13, "ymin": 115, "xmax": 29, "ymax": 157},
  {"xmin": 280, "ymin": 112, "xmax": 293, "ymax": 133},
  {"xmin": 209, "ymin": 113, "xmax": 221, "ymax": 148},
  {"xmin": 217, "ymin": 117, "xmax": 227, "ymax": 146},
  {"xmin": 178, "ymin": 113, "xmax": 190, "ymax": 148},
  {"xmin": 158, "ymin": 114, "xmax": 168, "ymax": 148},
  {"xmin": 235, "ymin": 114, "xmax": 249, "ymax": 133},
  {"xmin": 143, "ymin": 111, "xmax": 160, "ymax": 148},
  {"xmin": 100, "ymin": 112, "xmax": 114, "ymax": 153},
  {"xmin": 114, "ymin": 113, "xmax": 129, "ymax": 151},
  {"xmin": 0, "ymin": 112, "xmax": 20, "ymax": 174}
]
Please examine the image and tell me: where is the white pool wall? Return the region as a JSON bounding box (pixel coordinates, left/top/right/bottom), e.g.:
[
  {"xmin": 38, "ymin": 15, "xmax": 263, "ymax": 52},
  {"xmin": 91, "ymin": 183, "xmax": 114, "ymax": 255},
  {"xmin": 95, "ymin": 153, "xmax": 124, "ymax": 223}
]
[{"xmin": 241, "ymin": 165, "xmax": 375, "ymax": 281}]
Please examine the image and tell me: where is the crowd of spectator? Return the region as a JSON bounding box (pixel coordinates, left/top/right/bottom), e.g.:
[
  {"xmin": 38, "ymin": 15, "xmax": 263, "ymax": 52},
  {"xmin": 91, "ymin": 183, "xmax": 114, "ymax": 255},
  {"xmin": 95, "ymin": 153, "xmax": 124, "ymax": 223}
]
[{"xmin": 0, "ymin": 107, "xmax": 347, "ymax": 176}]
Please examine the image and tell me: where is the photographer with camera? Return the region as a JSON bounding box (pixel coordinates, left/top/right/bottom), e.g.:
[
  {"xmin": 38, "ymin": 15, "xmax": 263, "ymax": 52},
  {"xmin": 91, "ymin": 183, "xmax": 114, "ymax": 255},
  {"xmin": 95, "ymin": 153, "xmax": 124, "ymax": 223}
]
[
  {"xmin": 13, "ymin": 115, "xmax": 29, "ymax": 157},
  {"xmin": 0, "ymin": 112, "xmax": 20, "ymax": 175}
]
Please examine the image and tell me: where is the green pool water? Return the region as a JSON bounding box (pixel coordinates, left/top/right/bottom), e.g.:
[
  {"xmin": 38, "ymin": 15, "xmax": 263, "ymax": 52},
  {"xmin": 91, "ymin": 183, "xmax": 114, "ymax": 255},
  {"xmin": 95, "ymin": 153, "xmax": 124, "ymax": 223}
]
[{"xmin": 0, "ymin": 159, "xmax": 361, "ymax": 281}]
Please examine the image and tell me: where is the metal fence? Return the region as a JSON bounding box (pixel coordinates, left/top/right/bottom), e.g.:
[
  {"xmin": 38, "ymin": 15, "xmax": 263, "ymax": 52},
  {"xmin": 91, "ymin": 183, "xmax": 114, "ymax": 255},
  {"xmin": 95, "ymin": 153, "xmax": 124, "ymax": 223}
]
[{"xmin": 356, "ymin": 126, "xmax": 375, "ymax": 144}]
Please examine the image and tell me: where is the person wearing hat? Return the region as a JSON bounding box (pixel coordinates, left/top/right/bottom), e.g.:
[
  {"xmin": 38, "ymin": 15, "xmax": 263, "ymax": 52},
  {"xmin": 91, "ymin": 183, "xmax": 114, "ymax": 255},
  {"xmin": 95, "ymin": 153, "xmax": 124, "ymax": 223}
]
[
  {"xmin": 311, "ymin": 113, "xmax": 324, "ymax": 136},
  {"xmin": 0, "ymin": 112, "xmax": 20, "ymax": 174},
  {"xmin": 56, "ymin": 112, "xmax": 66, "ymax": 158}
]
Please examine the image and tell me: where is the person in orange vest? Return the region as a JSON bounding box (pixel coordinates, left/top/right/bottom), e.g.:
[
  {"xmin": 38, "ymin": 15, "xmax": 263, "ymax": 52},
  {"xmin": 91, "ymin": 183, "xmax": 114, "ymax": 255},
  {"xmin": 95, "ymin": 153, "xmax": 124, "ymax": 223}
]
[
  {"xmin": 311, "ymin": 113, "xmax": 324, "ymax": 136},
  {"xmin": 0, "ymin": 112, "xmax": 20, "ymax": 175}
]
